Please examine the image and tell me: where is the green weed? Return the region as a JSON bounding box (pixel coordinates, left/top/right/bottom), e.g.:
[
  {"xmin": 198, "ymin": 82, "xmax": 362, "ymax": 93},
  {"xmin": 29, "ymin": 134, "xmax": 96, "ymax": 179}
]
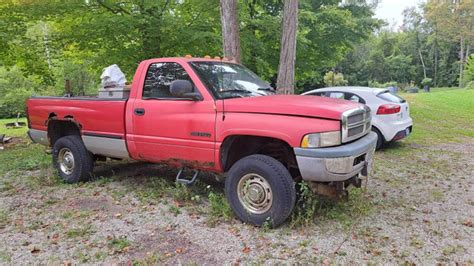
[
  {"xmin": 108, "ymin": 236, "xmax": 131, "ymax": 251},
  {"xmin": 290, "ymin": 182, "xmax": 318, "ymax": 227},
  {"xmin": 0, "ymin": 209, "xmax": 8, "ymax": 229},
  {"xmin": 0, "ymin": 251, "xmax": 11, "ymax": 263},
  {"xmin": 132, "ymin": 252, "xmax": 165, "ymax": 265},
  {"xmin": 290, "ymin": 182, "xmax": 375, "ymax": 229},
  {"xmin": 66, "ymin": 225, "xmax": 94, "ymax": 238},
  {"xmin": 169, "ymin": 205, "xmax": 181, "ymax": 215},
  {"xmin": 207, "ymin": 190, "xmax": 233, "ymax": 226}
]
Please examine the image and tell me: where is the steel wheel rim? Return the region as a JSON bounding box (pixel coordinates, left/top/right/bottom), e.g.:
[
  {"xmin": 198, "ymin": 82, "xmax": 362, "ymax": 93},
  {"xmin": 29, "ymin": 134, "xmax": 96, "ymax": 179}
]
[
  {"xmin": 237, "ymin": 173, "xmax": 273, "ymax": 214},
  {"xmin": 58, "ymin": 148, "xmax": 75, "ymax": 175}
]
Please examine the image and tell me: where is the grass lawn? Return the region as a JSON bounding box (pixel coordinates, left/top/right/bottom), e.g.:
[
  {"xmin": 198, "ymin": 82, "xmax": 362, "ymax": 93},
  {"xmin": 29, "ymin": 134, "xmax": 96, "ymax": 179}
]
[
  {"xmin": 400, "ymin": 88, "xmax": 474, "ymax": 145},
  {"xmin": 0, "ymin": 117, "xmax": 28, "ymax": 137}
]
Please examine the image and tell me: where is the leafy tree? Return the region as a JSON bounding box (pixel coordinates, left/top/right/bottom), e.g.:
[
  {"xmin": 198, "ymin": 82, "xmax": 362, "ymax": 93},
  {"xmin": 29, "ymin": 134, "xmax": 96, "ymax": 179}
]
[
  {"xmin": 425, "ymin": 0, "xmax": 474, "ymax": 87},
  {"xmin": 463, "ymin": 54, "xmax": 474, "ymax": 84},
  {"xmin": 323, "ymin": 71, "xmax": 348, "ymax": 86},
  {"xmin": 0, "ymin": 67, "xmax": 40, "ymax": 117}
]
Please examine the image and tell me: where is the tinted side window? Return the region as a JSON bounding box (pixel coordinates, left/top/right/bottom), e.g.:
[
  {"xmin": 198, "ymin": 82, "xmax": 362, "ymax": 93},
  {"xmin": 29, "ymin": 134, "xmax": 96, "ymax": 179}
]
[
  {"xmin": 328, "ymin": 92, "xmax": 344, "ymax": 99},
  {"xmin": 344, "ymin": 93, "xmax": 366, "ymax": 104},
  {"xmin": 309, "ymin": 92, "xmax": 326, "ymax": 96},
  {"xmin": 143, "ymin": 63, "xmax": 194, "ymax": 99}
]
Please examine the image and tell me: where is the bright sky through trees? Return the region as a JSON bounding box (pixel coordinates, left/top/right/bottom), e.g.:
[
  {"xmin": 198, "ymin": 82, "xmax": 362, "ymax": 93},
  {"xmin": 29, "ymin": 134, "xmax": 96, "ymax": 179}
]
[{"xmin": 375, "ymin": 0, "xmax": 425, "ymax": 29}]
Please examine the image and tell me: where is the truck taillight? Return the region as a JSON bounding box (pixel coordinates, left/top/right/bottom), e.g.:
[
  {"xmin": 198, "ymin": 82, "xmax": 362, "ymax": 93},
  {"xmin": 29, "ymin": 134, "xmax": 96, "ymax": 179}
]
[
  {"xmin": 376, "ymin": 104, "xmax": 400, "ymax": 115},
  {"xmin": 25, "ymin": 105, "xmax": 31, "ymax": 128}
]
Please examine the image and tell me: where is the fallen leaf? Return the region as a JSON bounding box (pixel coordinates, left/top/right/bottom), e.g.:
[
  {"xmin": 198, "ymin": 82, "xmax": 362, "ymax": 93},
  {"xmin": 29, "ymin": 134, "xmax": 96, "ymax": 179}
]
[
  {"xmin": 322, "ymin": 258, "xmax": 331, "ymax": 266},
  {"xmin": 31, "ymin": 247, "xmax": 40, "ymax": 254},
  {"xmin": 462, "ymin": 219, "xmax": 474, "ymax": 227},
  {"xmin": 175, "ymin": 248, "xmax": 183, "ymax": 254},
  {"xmin": 63, "ymin": 261, "xmax": 71, "ymax": 266},
  {"xmin": 165, "ymin": 252, "xmax": 173, "ymax": 257},
  {"xmin": 51, "ymin": 233, "xmax": 60, "ymax": 243},
  {"xmin": 114, "ymin": 213, "xmax": 122, "ymax": 218},
  {"xmin": 242, "ymin": 246, "xmax": 251, "ymax": 253}
]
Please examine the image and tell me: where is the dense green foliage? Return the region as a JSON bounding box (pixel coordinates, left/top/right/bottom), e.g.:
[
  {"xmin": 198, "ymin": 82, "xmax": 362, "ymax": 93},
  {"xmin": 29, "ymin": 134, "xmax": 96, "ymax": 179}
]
[
  {"xmin": 0, "ymin": 0, "xmax": 380, "ymax": 117},
  {"xmin": 0, "ymin": 0, "xmax": 472, "ymax": 118}
]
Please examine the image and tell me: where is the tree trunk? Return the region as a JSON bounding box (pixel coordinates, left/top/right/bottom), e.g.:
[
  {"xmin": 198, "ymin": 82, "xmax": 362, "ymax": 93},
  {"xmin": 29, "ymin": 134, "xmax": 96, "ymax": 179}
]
[
  {"xmin": 459, "ymin": 35, "xmax": 464, "ymax": 87},
  {"xmin": 276, "ymin": 0, "xmax": 298, "ymax": 94},
  {"xmin": 41, "ymin": 22, "xmax": 52, "ymax": 70},
  {"xmin": 434, "ymin": 42, "xmax": 438, "ymax": 87},
  {"xmin": 465, "ymin": 43, "xmax": 471, "ymax": 68},
  {"xmin": 418, "ymin": 48, "xmax": 427, "ymax": 79},
  {"xmin": 220, "ymin": 0, "xmax": 241, "ymax": 63}
]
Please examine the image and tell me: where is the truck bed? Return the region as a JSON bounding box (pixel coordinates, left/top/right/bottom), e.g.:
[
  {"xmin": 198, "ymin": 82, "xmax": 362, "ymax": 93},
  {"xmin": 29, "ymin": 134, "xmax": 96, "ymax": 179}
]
[{"xmin": 27, "ymin": 96, "xmax": 127, "ymax": 138}]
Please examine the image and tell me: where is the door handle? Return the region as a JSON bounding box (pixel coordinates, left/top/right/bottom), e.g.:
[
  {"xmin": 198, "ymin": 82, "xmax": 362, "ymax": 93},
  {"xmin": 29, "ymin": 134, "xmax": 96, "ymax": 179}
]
[{"xmin": 134, "ymin": 108, "xmax": 145, "ymax": 116}]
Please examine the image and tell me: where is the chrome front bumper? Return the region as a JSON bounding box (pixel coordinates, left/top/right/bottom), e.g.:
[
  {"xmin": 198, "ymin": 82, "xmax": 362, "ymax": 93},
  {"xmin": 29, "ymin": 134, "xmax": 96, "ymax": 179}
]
[{"xmin": 294, "ymin": 132, "xmax": 377, "ymax": 182}]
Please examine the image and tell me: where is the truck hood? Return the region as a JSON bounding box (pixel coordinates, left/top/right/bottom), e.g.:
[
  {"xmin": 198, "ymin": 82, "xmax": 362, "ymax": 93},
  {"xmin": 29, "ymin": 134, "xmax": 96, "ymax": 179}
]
[{"xmin": 221, "ymin": 95, "xmax": 362, "ymax": 120}]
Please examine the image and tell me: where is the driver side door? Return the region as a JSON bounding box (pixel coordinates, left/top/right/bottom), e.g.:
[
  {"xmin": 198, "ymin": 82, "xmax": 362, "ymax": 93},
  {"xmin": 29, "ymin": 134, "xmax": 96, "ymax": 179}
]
[{"xmin": 129, "ymin": 62, "xmax": 217, "ymax": 169}]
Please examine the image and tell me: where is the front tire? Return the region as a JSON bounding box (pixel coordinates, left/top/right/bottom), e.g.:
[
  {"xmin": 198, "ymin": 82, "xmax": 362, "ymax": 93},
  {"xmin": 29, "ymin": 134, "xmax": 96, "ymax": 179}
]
[
  {"xmin": 52, "ymin": 135, "xmax": 94, "ymax": 183},
  {"xmin": 225, "ymin": 154, "xmax": 296, "ymax": 227}
]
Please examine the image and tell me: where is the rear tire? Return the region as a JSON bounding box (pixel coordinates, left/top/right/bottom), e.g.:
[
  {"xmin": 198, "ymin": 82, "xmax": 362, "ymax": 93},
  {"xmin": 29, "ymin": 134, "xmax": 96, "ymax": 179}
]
[
  {"xmin": 372, "ymin": 127, "xmax": 384, "ymax": 150},
  {"xmin": 225, "ymin": 154, "xmax": 296, "ymax": 227},
  {"xmin": 52, "ymin": 135, "xmax": 94, "ymax": 183}
]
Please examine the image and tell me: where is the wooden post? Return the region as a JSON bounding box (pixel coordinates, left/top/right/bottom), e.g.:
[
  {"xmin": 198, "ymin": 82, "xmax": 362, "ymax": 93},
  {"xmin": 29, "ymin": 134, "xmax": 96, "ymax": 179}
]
[{"xmin": 65, "ymin": 79, "xmax": 71, "ymax": 96}]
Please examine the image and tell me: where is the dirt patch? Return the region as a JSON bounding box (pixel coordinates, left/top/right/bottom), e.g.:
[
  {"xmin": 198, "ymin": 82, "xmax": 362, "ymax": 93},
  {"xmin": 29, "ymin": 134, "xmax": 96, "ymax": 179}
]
[
  {"xmin": 0, "ymin": 139, "xmax": 473, "ymax": 264},
  {"xmin": 66, "ymin": 196, "xmax": 122, "ymax": 215},
  {"xmin": 0, "ymin": 137, "xmax": 24, "ymax": 149}
]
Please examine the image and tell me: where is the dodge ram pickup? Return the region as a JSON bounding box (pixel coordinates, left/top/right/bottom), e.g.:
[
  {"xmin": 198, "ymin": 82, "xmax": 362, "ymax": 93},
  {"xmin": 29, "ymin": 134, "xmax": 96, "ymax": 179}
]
[{"xmin": 27, "ymin": 57, "xmax": 377, "ymax": 227}]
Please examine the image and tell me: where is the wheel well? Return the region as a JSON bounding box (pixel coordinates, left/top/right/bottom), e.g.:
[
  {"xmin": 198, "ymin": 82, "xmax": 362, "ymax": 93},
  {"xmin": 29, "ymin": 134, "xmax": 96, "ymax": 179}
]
[
  {"xmin": 371, "ymin": 126, "xmax": 385, "ymax": 142},
  {"xmin": 47, "ymin": 117, "xmax": 81, "ymax": 146},
  {"xmin": 220, "ymin": 135, "xmax": 299, "ymax": 178}
]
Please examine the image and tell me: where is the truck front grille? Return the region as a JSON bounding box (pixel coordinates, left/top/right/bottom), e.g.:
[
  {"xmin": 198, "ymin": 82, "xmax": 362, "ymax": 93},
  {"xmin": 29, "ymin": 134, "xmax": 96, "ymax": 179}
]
[{"xmin": 341, "ymin": 106, "xmax": 371, "ymax": 143}]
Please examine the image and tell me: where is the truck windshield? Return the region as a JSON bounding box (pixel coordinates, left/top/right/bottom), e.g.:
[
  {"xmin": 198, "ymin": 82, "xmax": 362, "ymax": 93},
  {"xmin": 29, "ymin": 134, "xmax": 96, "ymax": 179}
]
[{"xmin": 190, "ymin": 61, "xmax": 274, "ymax": 99}]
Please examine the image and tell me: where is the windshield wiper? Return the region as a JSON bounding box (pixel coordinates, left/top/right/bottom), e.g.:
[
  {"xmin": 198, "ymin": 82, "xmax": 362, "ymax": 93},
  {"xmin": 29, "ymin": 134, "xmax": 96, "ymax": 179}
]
[
  {"xmin": 220, "ymin": 89, "xmax": 252, "ymax": 94},
  {"xmin": 257, "ymin": 87, "xmax": 275, "ymax": 91}
]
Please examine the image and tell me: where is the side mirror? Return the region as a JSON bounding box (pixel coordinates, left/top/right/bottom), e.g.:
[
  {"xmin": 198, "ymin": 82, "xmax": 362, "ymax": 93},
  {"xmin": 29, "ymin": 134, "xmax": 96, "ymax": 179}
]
[{"xmin": 170, "ymin": 80, "xmax": 202, "ymax": 100}]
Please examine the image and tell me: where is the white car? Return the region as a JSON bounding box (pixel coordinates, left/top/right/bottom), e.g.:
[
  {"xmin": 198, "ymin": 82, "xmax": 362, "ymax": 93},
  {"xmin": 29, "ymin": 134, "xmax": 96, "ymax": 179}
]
[{"xmin": 302, "ymin": 86, "xmax": 413, "ymax": 150}]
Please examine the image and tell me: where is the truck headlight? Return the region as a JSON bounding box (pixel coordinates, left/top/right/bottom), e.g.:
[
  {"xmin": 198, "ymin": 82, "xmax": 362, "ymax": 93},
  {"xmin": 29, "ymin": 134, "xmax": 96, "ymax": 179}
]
[{"xmin": 301, "ymin": 131, "xmax": 341, "ymax": 148}]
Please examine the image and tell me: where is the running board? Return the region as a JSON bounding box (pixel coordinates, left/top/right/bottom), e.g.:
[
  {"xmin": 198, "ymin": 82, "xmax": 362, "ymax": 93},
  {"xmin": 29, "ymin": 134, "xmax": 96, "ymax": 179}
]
[{"xmin": 175, "ymin": 168, "xmax": 200, "ymax": 186}]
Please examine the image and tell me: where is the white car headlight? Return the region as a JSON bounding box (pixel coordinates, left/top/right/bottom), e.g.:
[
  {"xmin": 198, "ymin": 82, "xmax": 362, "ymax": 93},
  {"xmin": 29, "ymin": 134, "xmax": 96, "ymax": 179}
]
[{"xmin": 301, "ymin": 131, "xmax": 341, "ymax": 148}]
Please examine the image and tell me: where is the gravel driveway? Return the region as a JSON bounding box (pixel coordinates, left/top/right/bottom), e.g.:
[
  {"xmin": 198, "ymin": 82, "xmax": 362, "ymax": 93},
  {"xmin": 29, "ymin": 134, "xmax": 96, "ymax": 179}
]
[{"xmin": 0, "ymin": 138, "xmax": 473, "ymax": 264}]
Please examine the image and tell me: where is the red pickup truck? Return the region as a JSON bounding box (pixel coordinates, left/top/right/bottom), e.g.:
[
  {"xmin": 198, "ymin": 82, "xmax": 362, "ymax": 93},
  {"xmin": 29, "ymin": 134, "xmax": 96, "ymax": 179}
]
[{"xmin": 27, "ymin": 57, "xmax": 377, "ymax": 227}]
